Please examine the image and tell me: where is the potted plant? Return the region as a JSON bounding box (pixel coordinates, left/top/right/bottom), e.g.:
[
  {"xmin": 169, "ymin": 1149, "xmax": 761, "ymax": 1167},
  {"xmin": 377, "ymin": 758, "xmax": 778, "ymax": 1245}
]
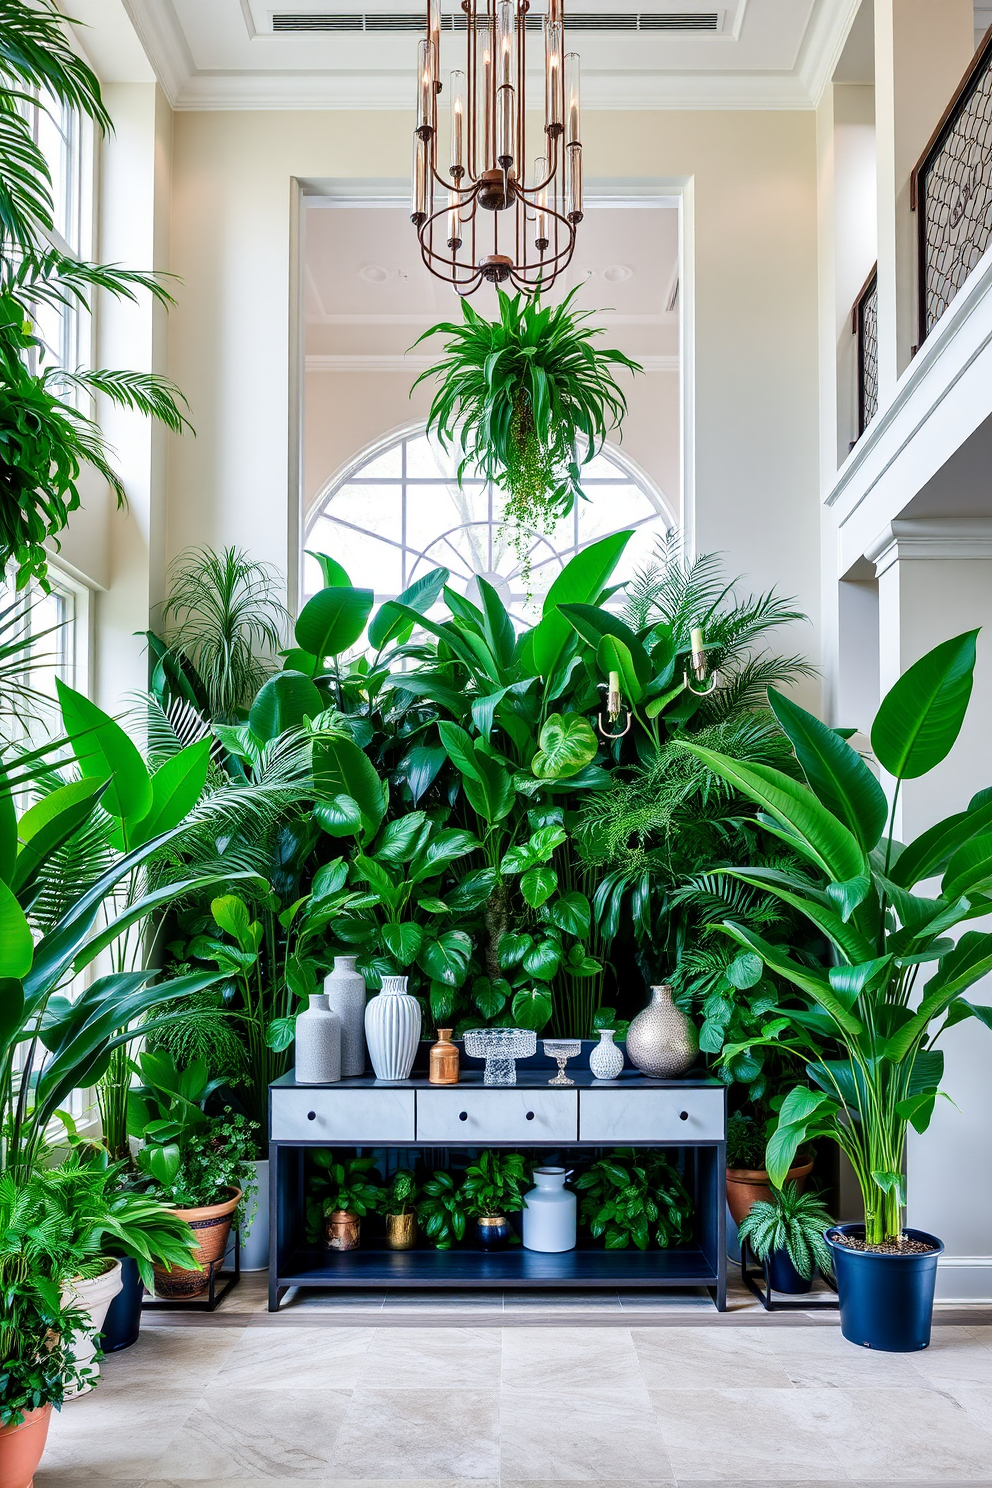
[
  {"xmin": 305, "ymin": 1153, "xmax": 383, "ymax": 1252},
  {"xmin": 0, "ymin": 1173, "xmax": 97, "ymax": 1488},
  {"xmin": 725, "ymin": 1111, "xmax": 813, "ymax": 1228},
  {"xmin": 460, "ymin": 1150, "xmax": 530, "ymax": 1249},
  {"xmin": 680, "ymin": 630, "xmax": 992, "ymax": 1350},
  {"xmin": 417, "ymin": 1170, "xmax": 468, "ymax": 1251},
  {"xmin": 384, "ymin": 1169, "xmax": 420, "ymax": 1251},
  {"xmin": 129, "ymin": 1052, "xmax": 257, "ymax": 1297},
  {"xmin": 413, "ymin": 288, "xmax": 641, "ymax": 555},
  {"xmin": 575, "ymin": 1148, "xmax": 693, "ymax": 1250},
  {"xmin": 737, "ymin": 1181, "xmax": 834, "ymax": 1294}
]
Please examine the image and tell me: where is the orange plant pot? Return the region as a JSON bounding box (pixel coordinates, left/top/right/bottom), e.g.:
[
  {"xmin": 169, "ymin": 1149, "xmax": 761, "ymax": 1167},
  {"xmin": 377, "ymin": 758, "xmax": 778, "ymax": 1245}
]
[
  {"xmin": 0, "ymin": 1403, "xmax": 53, "ymax": 1488},
  {"xmin": 152, "ymin": 1187, "xmax": 241, "ymax": 1299},
  {"xmin": 726, "ymin": 1159, "xmax": 814, "ymax": 1228}
]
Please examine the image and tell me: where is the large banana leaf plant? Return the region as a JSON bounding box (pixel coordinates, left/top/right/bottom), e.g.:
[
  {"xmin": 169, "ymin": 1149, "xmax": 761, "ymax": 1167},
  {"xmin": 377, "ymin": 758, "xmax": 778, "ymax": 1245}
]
[{"xmin": 676, "ymin": 631, "xmax": 992, "ymax": 1244}]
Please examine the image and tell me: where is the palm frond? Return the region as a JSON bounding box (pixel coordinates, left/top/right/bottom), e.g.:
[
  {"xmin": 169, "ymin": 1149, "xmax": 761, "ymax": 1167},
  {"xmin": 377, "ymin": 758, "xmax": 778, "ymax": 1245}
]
[{"xmin": 47, "ymin": 369, "xmax": 192, "ymax": 434}]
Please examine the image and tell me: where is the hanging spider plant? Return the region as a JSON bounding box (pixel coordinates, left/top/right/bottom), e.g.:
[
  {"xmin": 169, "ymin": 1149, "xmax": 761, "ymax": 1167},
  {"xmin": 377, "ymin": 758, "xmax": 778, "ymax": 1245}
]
[{"xmin": 412, "ymin": 287, "xmax": 641, "ymax": 550}]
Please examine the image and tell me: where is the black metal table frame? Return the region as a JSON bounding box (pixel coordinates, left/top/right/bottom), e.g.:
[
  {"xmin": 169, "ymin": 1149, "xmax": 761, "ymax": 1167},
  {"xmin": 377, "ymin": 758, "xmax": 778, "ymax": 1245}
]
[
  {"xmin": 142, "ymin": 1231, "xmax": 241, "ymax": 1313},
  {"xmin": 739, "ymin": 1238, "xmax": 838, "ymax": 1312}
]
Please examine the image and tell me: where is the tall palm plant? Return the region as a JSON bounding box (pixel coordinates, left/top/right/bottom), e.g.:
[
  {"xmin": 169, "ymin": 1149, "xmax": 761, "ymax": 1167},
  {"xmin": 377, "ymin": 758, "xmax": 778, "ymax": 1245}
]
[{"xmin": 0, "ymin": 0, "xmax": 190, "ymax": 588}]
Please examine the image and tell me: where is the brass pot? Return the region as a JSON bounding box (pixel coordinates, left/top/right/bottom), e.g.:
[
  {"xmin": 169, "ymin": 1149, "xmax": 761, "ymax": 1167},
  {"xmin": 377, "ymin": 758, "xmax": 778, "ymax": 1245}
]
[
  {"xmin": 386, "ymin": 1211, "xmax": 417, "ymax": 1250},
  {"xmin": 324, "ymin": 1210, "xmax": 361, "ymax": 1252}
]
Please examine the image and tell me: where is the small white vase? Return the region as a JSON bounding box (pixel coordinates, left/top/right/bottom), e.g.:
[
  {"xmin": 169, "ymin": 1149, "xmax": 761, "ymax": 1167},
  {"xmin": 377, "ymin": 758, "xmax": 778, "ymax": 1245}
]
[
  {"xmin": 295, "ymin": 994, "xmax": 341, "ymax": 1084},
  {"xmin": 522, "ymin": 1168, "xmax": 577, "ymax": 1253},
  {"xmin": 324, "ymin": 955, "xmax": 367, "ymax": 1077},
  {"xmin": 589, "ymin": 1027, "xmax": 624, "ymax": 1081},
  {"xmin": 364, "ymin": 975, "xmax": 421, "ymax": 1080},
  {"xmin": 239, "ymin": 1158, "xmax": 269, "ymax": 1270},
  {"xmin": 62, "ymin": 1258, "xmax": 124, "ymax": 1396}
]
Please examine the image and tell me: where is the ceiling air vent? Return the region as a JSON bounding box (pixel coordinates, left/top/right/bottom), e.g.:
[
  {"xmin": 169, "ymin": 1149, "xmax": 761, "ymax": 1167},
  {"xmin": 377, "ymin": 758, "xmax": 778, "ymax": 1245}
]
[{"xmin": 272, "ymin": 12, "xmax": 721, "ymax": 34}]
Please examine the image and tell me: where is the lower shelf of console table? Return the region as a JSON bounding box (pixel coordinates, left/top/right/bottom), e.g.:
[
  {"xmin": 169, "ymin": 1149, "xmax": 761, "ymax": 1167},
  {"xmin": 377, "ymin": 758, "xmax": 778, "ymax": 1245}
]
[{"xmin": 267, "ymin": 1068, "xmax": 727, "ymax": 1312}]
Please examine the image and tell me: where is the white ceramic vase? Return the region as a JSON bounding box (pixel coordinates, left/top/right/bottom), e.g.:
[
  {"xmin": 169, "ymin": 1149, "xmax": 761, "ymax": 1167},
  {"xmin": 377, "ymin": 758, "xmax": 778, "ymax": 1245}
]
[
  {"xmin": 295, "ymin": 994, "xmax": 341, "ymax": 1084},
  {"xmin": 239, "ymin": 1158, "xmax": 269, "ymax": 1270},
  {"xmin": 323, "ymin": 955, "xmax": 367, "ymax": 1077},
  {"xmin": 364, "ymin": 975, "xmax": 421, "ymax": 1080},
  {"xmin": 62, "ymin": 1258, "xmax": 124, "ymax": 1396},
  {"xmin": 522, "ymin": 1168, "xmax": 577, "ymax": 1253},
  {"xmin": 589, "ymin": 1027, "xmax": 624, "ymax": 1080}
]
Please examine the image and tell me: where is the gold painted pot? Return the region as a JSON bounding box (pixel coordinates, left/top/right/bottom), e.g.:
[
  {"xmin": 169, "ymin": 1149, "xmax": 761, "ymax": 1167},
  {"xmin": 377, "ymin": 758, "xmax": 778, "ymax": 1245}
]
[
  {"xmin": 324, "ymin": 1210, "xmax": 361, "ymax": 1251},
  {"xmin": 386, "ymin": 1211, "xmax": 417, "ymax": 1250}
]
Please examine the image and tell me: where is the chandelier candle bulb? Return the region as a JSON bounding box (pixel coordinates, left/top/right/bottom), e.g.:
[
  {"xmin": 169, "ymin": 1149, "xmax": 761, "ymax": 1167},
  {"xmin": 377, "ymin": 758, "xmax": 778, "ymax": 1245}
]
[
  {"xmin": 566, "ymin": 141, "xmax": 582, "ymax": 223},
  {"xmin": 690, "ymin": 626, "xmax": 707, "ymax": 680},
  {"xmin": 416, "ymin": 38, "xmax": 434, "ymax": 138},
  {"xmin": 534, "ymin": 156, "xmax": 548, "ymax": 248},
  {"xmin": 497, "ymin": 84, "xmax": 515, "ymax": 170},
  {"xmin": 450, "ymin": 69, "xmax": 466, "ymax": 176},
  {"xmin": 447, "ymin": 190, "xmax": 462, "ymax": 249},
  {"xmin": 497, "ymin": 0, "xmax": 514, "ymax": 87},
  {"xmin": 565, "ymin": 52, "xmax": 581, "ymax": 145},
  {"xmin": 479, "ymin": 43, "xmax": 493, "ymax": 171}
]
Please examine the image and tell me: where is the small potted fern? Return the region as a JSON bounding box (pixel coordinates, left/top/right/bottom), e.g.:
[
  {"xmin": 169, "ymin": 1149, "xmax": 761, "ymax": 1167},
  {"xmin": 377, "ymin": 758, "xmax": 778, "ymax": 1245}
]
[{"xmin": 737, "ymin": 1182, "xmax": 834, "ymax": 1294}]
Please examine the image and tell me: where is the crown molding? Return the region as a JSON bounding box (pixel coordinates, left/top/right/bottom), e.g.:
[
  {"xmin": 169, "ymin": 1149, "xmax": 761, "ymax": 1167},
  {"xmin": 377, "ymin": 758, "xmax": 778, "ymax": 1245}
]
[
  {"xmin": 867, "ymin": 518, "xmax": 992, "ymax": 577},
  {"xmin": 798, "ymin": 0, "xmax": 864, "ymax": 108},
  {"xmin": 306, "ymin": 352, "xmax": 678, "ymax": 371},
  {"xmin": 120, "ymin": 0, "xmax": 192, "ymax": 105}
]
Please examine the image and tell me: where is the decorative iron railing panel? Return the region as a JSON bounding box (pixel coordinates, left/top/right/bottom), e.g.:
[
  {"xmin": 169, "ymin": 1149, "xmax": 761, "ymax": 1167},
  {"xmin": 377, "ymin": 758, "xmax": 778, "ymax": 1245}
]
[
  {"xmin": 853, "ymin": 264, "xmax": 878, "ymax": 440},
  {"xmin": 913, "ymin": 30, "xmax": 992, "ymax": 342}
]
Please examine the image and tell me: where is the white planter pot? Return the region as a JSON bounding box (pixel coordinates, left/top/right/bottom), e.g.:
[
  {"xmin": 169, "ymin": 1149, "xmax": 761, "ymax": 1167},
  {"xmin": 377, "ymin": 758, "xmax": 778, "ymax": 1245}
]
[
  {"xmin": 62, "ymin": 1258, "xmax": 124, "ymax": 1397},
  {"xmin": 364, "ymin": 976, "xmax": 421, "ymax": 1081},
  {"xmin": 240, "ymin": 1158, "xmax": 270, "ymax": 1270}
]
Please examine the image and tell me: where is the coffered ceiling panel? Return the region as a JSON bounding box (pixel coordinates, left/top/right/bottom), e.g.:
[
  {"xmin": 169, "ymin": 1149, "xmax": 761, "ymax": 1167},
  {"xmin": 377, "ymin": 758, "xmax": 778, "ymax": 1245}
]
[{"xmin": 112, "ymin": 0, "xmax": 863, "ymax": 110}]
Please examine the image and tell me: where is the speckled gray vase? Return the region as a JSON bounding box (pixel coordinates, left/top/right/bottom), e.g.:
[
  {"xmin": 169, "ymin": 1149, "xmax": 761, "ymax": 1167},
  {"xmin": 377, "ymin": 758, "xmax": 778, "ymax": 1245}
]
[
  {"xmin": 364, "ymin": 975, "xmax": 421, "ymax": 1081},
  {"xmin": 626, "ymin": 983, "xmax": 698, "ymax": 1078},
  {"xmin": 295, "ymin": 994, "xmax": 341, "ymax": 1084},
  {"xmin": 324, "ymin": 956, "xmax": 367, "ymax": 1077}
]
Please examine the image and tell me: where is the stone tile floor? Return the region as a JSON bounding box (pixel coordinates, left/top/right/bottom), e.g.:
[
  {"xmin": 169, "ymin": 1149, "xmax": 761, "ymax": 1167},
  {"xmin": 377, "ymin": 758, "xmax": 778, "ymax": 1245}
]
[{"xmin": 36, "ymin": 1279, "xmax": 992, "ymax": 1488}]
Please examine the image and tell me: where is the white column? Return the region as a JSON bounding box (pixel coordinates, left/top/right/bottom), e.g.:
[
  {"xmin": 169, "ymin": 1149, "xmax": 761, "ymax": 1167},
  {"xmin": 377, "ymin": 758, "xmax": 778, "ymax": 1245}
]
[
  {"xmin": 869, "ymin": 517, "xmax": 992, "ymax": 1299},
  {"xmin": 874, "ymin": 0, "xmax": 973, "ymax": 400}
]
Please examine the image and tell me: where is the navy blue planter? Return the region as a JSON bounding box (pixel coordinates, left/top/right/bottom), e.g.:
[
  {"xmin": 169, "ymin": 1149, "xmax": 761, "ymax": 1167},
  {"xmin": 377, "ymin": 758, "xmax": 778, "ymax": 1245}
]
[
  {"xmin": 767, "ymin": 1248, "xmax": 813, "ymax": 1295},
  {"xmin": 98, "ymin": 1257, "xmax": 144, "ymax": 1353},
  {"xmin": 826, "ymin": 1223, "xmax": 943, "ymax": 1351},
  {"xmin": 475, "ymin": 1216, "xmax": 510, "ymax": 1249}
]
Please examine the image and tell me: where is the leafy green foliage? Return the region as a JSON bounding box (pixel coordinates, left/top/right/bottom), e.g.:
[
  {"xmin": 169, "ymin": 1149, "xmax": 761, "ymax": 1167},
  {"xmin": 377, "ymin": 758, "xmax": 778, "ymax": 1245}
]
[
  {"xmin": 412, "ymin": 288, "xmax": 641, "ymax": 541},
  {"xmin": 417, "ymin": 1169, "xmax": 468, "ymax": 1250},
  {"xmin": 574, "ymin": 1148, "xmax": 693, "ymax": 1250},
  {"xmin": 384, "ymin": 1168, "xmax": 419, "ymax": 1216},
  {"xmin": 460, "ymin": 1149, "xmax": 530, "ymax": 1219},
  {"xmin": 305, "ymin": 1153, "xmax": 383, "ymax": 1239},
  {"xmin": 737, "ymin": 1181, "xmax": 834, "ymax": 1279}
]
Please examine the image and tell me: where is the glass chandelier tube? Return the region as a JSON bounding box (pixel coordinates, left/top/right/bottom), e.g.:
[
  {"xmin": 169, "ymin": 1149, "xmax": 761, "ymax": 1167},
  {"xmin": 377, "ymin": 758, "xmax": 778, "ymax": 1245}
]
[
  {"xmin": 565, "ymin": 51, "xmax": 581, "ymax": 147},
  {"xmin": 450, "ymin": 69, "xmax": 466, "ymax": 178},
  {"xmin": 534, "ymin": 155, "xmax": 549, "ymax": 250},
  {"xmin": 447, "ymin": 189, "xmax": 462, "ymax": 248},
  {"xmin": 416, "ymin": 37, "xmax": 434, "ymax": 139},
  {"xmin": 412, "ymin": 133, "xmax": 430, "ymax": 225},
  {"xmin": 545, "ymin": 20, "xmax": 563, "ymax": 137}
]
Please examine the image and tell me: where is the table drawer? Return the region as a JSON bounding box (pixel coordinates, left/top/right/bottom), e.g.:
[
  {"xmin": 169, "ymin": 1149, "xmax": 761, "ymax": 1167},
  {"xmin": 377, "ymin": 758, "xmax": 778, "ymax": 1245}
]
[
  {"xmin": 578, "ymin": 1087, "xmax": 724, "ymax": 1143},
  {"xmin": 271, "ymin": 1087, "xmax": 415, "ymax": 1142},
  {"xmin": 416, "ymin": 1088, "xmax": 578, "ymax": 1143}
]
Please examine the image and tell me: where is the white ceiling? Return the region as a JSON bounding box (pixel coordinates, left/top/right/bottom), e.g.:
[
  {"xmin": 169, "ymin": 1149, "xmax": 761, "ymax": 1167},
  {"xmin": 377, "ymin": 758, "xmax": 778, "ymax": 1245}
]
[
  {"xmin": 304, "ymin": 201, "xmax": 679, "ymax": 363},
  {"xmin": 97, "ymin": 0, "xmax": 863, "ymax": 110}
]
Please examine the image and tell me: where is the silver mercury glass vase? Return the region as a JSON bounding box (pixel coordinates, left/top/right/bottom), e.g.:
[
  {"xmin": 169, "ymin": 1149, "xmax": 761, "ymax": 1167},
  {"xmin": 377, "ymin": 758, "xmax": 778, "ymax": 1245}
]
[{"xmin": 626, "ymin": 983, "xmax": 698, "ymax": 1078}]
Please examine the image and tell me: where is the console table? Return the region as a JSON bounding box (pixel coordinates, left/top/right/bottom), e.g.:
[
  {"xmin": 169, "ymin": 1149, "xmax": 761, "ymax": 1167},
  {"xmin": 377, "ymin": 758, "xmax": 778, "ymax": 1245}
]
[{"xmin": 267, "ymin": 1066, "xmax": 727, "ymax": 1311}]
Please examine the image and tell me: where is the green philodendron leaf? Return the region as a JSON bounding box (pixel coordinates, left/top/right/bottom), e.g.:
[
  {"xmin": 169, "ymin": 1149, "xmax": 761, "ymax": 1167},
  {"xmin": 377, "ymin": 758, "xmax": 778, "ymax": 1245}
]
[
  {"xmin": 249, "ymin": 671, "xmax": 324, "ymax": 742},
  {"xmin": 314, "ymin": 793, "xmax": 364, "ymax": 837},
  {"xmin": 56, "ymin": 678, "xmax": 152, "ymax": 828},
  {"xmin": 306, "ymin": 550, "xmax": 352, "ymax": 587},
  {"xmin": 545, "ymin": 890, "xmax": 590, "ymax": 938},
  {"xmin": 531, "ymin": 712, "xmax": 598, "ymax": 779},
  {"xmin": 768, "ymin": 689, "xmax": 888, "ymax": 851},
  {"xmin": 368, "ymin": 566, "xmax": 449, "ymax": 651},
  {"xmin": 296, "ymin": 585, "xmax": 375, "ymax": 659},
  {"xmin": 522, "ymin": 936, "xmax": 561, "ymax": 980},
  {"xmin": 314, "ymin": 735, "xmax": 386, "ymax": 838},
  {"xmin": 596, "ymin": 634, "xmax": 646, "ymax": 705},
  {"xmin": 942, "ymin": 832, "xmax": 992, "ymax": 902},
  {"xmin": 498, "ymin": 932, "xmax": 532, "ymax": 969},
  {"xmin": 382, "ymin": 921, "xmax": 424, "ymax": 966},
  {"xmin": 511, "ymin": 985, "xmax": 553, "ymax": 1031},
  {"xmin": 0, "ymin": 881, "xmax": 32, "ymax": 977},
  {"xmin": 521, "ymin": 863, "xmax": 557, "ymax": 908},
  {"xmin": 418, "ymin": 929, "xmax": 473, "ymax": 986},
  {"xmin": 871, "ymin": 630, "xmax": 979, "ymax": 781},
  {"xmin": 531, "ymin": 532, "xmax": 634, "ymax": 683},
  {"xmin": 726, "ymin": 952, "xmax": 763, "ymax": 990}
]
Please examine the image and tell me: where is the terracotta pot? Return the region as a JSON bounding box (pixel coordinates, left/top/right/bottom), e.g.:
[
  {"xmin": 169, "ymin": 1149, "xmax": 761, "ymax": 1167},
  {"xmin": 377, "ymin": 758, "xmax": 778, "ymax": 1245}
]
[
  {"xmin": 386, "ymin": 1211, "xmax": 417, "ymax": 1250},
  {"xmin": 726, "ymin": 1159, "xmax": 814, "ymax": 1228},
  {"xmin": 324, "ymin": 1210, "xmax": 361, "ymax": 1251},
  {"xmin": 0, "ymin": 1403, "xmax": 52, "ymax": 1488},
  {"xmin": 153, "ymin": 1187, "xmax": 241, "ymax": 1299}
]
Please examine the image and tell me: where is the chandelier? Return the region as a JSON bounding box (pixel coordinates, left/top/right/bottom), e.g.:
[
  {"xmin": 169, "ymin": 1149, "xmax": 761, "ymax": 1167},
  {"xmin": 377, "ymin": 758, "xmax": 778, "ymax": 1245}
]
[{"xmin": 411, "ymin": 0, "xmax": 583, "ymax": 294}]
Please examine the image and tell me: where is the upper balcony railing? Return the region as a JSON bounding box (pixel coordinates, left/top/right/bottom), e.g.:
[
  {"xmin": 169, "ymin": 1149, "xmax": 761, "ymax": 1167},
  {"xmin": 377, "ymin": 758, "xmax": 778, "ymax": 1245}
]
[
  {"xmin": 852, "ymin": 263, "xmax": 878, "ymax": 442},
  {"xmin": 912, "ymin": 26, "xmax": 992, "ymax": 345}
]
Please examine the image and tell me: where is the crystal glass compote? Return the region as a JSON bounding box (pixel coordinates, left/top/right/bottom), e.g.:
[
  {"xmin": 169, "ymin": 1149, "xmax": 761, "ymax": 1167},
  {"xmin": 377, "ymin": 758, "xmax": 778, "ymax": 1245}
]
[
  {"xmin": 543, "ymin": 1039, "xmax": 582, "ymax": 1086},
  {"xmin": 463, "ymin": 1028, "xmax": 537, "ymax": 1085}
]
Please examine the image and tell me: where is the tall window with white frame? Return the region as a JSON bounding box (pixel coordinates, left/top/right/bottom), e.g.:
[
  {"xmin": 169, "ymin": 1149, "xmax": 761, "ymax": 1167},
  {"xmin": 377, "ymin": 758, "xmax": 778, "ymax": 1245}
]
[{"xmin": 304, "ymin": 427, "xmax": 673, "ymax": 623}]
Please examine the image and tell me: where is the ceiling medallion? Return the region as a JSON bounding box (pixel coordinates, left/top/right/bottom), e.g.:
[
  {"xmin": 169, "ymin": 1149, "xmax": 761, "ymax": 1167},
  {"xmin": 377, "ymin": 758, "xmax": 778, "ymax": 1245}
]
[{"xmin": 411, "ymin": 0, "xmax": 583, "ymax": 294}]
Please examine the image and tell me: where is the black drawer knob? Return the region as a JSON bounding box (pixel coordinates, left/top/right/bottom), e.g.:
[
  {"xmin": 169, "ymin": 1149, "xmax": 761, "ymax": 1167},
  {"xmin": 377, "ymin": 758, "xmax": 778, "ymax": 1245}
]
[
  {"xmin": 307, "ymin": 1111, "xmax": 316, "ymax": 1121},
  {"xmin": 679, "ymin": 1110, "xmax": 689, "ymax": 1121},
  {"xmin": 459, "ymin": 1111, "xmax": 468, "ymax": 1121},
  {"xmin": 526, "ymin": 1111, "xmax": 535, "ymax": 1121}
]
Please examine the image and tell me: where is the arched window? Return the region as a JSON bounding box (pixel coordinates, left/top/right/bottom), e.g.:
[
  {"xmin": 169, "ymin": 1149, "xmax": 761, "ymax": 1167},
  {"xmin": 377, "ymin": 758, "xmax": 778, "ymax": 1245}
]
[{"xmin": 304, "ymin": 425, "xmax": 674, "ymax": 625}]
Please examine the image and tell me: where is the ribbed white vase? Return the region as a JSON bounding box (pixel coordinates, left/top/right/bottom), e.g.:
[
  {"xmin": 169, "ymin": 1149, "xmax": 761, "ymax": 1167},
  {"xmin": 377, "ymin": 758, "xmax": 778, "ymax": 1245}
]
[
  {"xmin": 323, "ymin": 956, "xmax": 367, "ymax": 1077},
  {"xmin": 364, "ymin": 975, "xmax": 421, "ymax": 1081}
]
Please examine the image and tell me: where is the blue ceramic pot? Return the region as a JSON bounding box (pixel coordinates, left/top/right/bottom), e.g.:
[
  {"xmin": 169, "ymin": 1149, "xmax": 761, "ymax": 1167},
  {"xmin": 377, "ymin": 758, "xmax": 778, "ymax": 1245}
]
[
  {"xmin": 767, "ymin": 1248, "xmax": 813, "ymax": 1295},
  {"xmin": 826, "ymin": 1223, "xmax": 943, "ymax": 1351},
  {"xmin": 98, "ymin": 1256, "xmax": 143, "ymax": 1353},
  {"xmin": 475, "ymin": 1215, "xmax": 510, "ymax": 1249}
]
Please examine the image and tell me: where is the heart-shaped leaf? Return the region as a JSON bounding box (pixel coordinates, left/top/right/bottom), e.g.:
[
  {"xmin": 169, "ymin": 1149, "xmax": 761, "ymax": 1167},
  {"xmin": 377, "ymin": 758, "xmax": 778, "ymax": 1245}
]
[{"xmin": 531, "ymin": 712, "xmax": 598, "ymax": 780}]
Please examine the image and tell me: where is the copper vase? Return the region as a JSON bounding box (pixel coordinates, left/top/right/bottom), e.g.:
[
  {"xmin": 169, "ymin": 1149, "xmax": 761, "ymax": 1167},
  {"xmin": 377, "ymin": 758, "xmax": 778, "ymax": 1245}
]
[
  {"xmin": 429, "ymin": 1028, "xmax": 460, "ymax": 1084},
  {"xmin": 324, "ymin": 1210, "xmax": 361, "ymax": 1251},
  {"xmin": 386, "ymin": 1211, "xmax": 417, "ymax": 1250}
]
